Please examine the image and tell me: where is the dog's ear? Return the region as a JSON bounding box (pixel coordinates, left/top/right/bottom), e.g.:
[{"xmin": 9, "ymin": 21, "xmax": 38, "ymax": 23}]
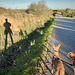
[
  {"xmin": 58, "ymin": 44, "xmax": 61, "ymax": 48},
  {"xmin": 53, "ymin": 44, "xmax": 55, "ymax": 49},
  {"xmin": 68, "ymin": 53, "xmax": 70, "ymax": 57}
]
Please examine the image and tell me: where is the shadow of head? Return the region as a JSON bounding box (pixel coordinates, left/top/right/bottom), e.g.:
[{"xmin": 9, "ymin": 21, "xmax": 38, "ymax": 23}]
[{"xmin": 5, "ymin": 18, "xmax": 8, "ymax": 22}]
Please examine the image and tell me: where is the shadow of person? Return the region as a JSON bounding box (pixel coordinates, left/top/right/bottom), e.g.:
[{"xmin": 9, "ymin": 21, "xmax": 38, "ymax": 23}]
[
  {"xmin": 24, "ymin": 30, "xmax": 28, "ymax": 39},
  {"xmin": 19, "ymin": 29, "xmax": 24, "ymax": 39},
  {"xmin": 3, "ymin": 18, "xmax": 13, "ymax": 50}
]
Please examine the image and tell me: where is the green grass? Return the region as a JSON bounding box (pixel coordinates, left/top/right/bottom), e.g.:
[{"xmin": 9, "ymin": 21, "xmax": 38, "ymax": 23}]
[{"xmin": 0, "ymin": 18, "xmax": 55, "ymax": 75}]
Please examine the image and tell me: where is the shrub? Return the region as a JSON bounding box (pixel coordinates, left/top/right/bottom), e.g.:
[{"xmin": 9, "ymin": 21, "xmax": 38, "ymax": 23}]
[
  {"xmin": 26, "ymin": 0, "xmax": 53, "ymax": 17},
  {"xmin": 62, "ymin": 8, "xmax": 75, "ymax": 18}
]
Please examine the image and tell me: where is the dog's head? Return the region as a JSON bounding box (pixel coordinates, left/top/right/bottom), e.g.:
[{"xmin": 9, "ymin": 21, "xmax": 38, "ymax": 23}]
[
  {"xmin": 53, "ymin": 44, "xmax": 61, "ymax": 52},
  {"xmin": 68, "ymin": 52, "xmax": 75, "ymax": 65}
]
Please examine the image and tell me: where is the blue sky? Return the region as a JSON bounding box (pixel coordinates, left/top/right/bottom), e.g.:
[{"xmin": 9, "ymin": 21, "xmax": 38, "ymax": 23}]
[{"xmin": 0, "ymin": 0, "xmax": 75, "ymax": 9}]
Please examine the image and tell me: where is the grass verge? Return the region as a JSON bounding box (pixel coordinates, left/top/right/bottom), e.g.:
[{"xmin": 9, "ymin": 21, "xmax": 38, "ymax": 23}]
[{"xmin": 0, "ymin": 17, "xmax": 55, "ymax": 75}]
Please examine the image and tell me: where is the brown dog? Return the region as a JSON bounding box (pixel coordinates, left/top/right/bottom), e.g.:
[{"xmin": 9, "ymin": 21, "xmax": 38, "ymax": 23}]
[
  {"xmin": 51, "ymin": 44, "xmax": 65, "ymax": 75},
  {"xmin": 68, "ymin": 52, "xmax": 75, "ymax": 75}
]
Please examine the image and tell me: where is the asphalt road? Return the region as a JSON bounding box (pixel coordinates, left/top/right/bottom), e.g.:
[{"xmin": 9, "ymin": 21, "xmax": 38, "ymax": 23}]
[{"xmin": 46, "ymin": 14, "xmax": 75, "ymax": 75}]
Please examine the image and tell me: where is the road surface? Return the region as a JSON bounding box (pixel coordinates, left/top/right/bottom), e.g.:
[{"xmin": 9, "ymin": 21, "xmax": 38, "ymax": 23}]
[{"xmin": 46, "ymin": 14, "xmax": 75, "ymax": 75}]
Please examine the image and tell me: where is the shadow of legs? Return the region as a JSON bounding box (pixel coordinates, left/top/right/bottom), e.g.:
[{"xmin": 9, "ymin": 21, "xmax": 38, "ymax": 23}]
[
  {"xmin": 9, "ymin": 33, "xmax": 13, "ymax": 44},
  {"xmin": 5, "ymin": 34, "xmax": 7, "ymax": 50}
]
